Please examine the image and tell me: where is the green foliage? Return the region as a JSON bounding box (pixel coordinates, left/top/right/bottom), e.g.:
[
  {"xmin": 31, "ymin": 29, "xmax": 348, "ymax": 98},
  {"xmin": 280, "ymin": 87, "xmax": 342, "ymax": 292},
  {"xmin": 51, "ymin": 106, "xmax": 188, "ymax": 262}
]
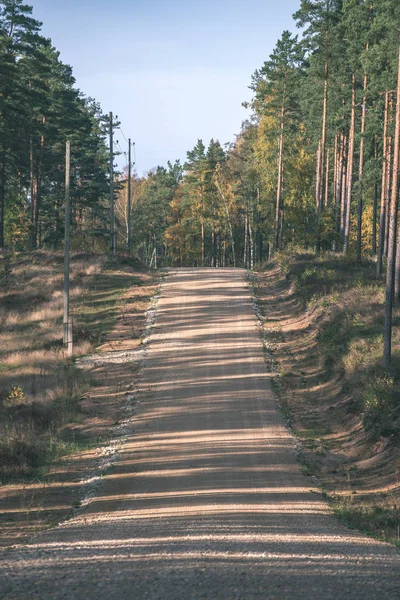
[
  {"xmin": 0, "ymin": 0, "xmax": 111, "ymax": 252},
  {"xmin": 3, "ymin": 385, "xmax": 27, "ymax": 406},
  {"xmin": 2, "ymin": 0, "xmax": 398, "ymax": 268}
]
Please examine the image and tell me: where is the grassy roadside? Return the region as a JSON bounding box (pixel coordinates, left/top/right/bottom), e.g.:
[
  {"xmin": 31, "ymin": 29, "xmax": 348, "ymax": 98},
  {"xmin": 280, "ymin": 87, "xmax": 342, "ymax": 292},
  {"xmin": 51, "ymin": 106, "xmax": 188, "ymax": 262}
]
[
  {"xmin": 0, "ymin": 251, "xmax": 152, "ymax": 485},
  {"xmin": 253, "ymin": 251, "xmax": 400, "ymax": 548}
]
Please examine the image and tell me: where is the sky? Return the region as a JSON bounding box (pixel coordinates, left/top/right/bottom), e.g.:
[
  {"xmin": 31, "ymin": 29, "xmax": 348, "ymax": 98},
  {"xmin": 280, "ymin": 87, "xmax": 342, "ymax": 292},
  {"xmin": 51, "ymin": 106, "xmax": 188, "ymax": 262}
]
[{"xmin": 30, "ymin": 0, "xmax": 301, "ymax": 175}]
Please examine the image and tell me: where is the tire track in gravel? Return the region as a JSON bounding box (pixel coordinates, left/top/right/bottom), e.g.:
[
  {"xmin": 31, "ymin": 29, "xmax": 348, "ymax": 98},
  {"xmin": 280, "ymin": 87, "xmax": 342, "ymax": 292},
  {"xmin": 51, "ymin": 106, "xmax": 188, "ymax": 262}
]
[{"xmin": 1, "ymin": 268, "xmax": 399, "ymax": 599}]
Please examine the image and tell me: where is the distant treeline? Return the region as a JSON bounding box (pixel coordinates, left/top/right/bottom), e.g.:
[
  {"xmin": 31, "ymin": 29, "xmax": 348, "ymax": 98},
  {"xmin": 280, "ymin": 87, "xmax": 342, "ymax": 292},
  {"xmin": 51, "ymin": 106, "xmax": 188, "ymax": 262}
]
[
  {"xmin": 122, "ymin": 1, "xmax": 400, "ymax": 274},
  {"xmin": 2, "ymin": 1, "xmax": 400, "ymax": 360}
]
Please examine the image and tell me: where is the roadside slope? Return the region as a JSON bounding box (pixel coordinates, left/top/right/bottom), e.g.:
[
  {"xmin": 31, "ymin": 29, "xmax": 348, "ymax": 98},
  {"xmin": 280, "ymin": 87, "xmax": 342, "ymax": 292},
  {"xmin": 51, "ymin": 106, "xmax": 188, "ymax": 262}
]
[
  {"xmin": 0, "ymin": 251, "xmax": 156, "ymax": 546},
  {"xmin": 254, "ymin": 254, "xmax": 400, "ymax": 546}
]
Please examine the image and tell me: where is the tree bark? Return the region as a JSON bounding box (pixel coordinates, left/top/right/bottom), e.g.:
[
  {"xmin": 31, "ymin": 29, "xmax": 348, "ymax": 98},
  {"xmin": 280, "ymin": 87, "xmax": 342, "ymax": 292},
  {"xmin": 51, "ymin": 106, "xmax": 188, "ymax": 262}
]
[
  {"xmin": 34, "ymin": 116, "xmax": 46, "ymax": 249},
  {"xmin": 333, "ymin": 134, "xmax": 339, "ymax": 207},
  {"xmin": 201, "ymin": 193, "xmax": 205, "ymax": 267},
  {"xmin": 384, "ymin": 131, "xmax": 393, "ymax": 258},
  {"xmin": 30, "ymin": 134, "xmax": 36, "ymax": 249},
  {"xmin": 315, "ymin": 140, "xmax": 322, "ymax": 255},
  {"xmin": 339, "ymin": 134, "xmax": 347, "ymax": 248},
  {"xmin": 211, "ymin": 197, "xmax": 215, "ymax": 267},
  {"xmin": 317, "ymin": 61, "xmax": 329, "ymax": 213},
  {"xmin": 279, "ymin": 209, "xmax": 284, "ymax": 251},
  {"xmin": 357, "ymin": 70, "xmax": 368, "ymax": 265},
  {"xmin": 324, "ymin": 148, "xmax": 330, "ymax": 208},
  {"xmin": 384, "ymin": 48, "xmax": 400, "ymax": 368},
  {"xmin": 315, "ymin": 140, "xmax": 321, "ymax": 211},
  {"xmin": 0, "ymin": 145, "xmax": 5, "ymax": 249},
  {"xmin": 249, "ymin": 208, "xmax": 254, "ymax": 270},
  {"xmin": 275, "ymin": 107, "xmax": 284, "ymax": 251},
  {"xmin": 343, "ymin": 74, "xmax": 356, "ymax": 254},
  {"xmin": 332, "ymin": 134, "xmax": 340, "ymax": 250},
  {"xmin": 256, "ymin": 187, "xmax": 262, "ymax": 263},
  {"xmin": 244, "ymin": 206, "xmax": 248, "ymax": 268},
  {"xmin": 215, "ymin": 178, "xmax": 236, "ymax": 267},
  {"xmin": 372, "ymin": 138, "xmax": 378, "ymax": 257},
  {"xmin": 201, "ymin": 218, "xmax": 204, "ymax": 267},
  {"xmin": 394, "ymin": 217, "xmax": 400, "ymax": 303}
]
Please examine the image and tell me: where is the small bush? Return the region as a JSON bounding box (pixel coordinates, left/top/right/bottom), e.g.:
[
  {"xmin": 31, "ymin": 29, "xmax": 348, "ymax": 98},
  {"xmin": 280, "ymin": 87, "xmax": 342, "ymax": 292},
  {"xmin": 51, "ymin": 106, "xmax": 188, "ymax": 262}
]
[
  {"xmin": 0, "ymin": 254, "xmax": 13, "ymax": 290},
  {"xmin": 0, "ymin": 423, "xmax": 50, "ymax": 477},
  {"xmin": 362, "ymin": 373, "xmax": 397, "ymax": 435},
  {"xmin": 2, "ymin": 385, "xmax": 27, "ymax": 407}
]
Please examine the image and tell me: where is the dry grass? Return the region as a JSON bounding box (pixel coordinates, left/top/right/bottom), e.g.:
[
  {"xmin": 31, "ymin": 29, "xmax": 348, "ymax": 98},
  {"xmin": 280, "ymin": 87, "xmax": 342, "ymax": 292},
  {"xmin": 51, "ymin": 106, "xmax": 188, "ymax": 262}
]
[
  {"xmin": 255, "ymin": 250, "xmax": 400, "ymax": 547},
  {"xmin": 0, "ymin": 250, "xmax": 147, "ymax": 483}
]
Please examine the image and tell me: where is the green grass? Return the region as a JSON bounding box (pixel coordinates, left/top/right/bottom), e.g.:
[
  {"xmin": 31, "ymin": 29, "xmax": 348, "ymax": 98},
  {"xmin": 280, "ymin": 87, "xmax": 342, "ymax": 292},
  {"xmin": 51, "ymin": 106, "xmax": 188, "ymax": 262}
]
[
  {"xmin": 332, "ymin": 500, "xmax": 400, "ymax": 548},
  {"xmin": 0, "ymin": 363, "xmax": 89, "ymax": 483},
  {"xmin": 73, "ymin": 271, "xmax": 143, "ymax": 346},
  {"xmin": 292, "ymin": 427, "xmax": 332, "ymax": 439},
  {"xmin": 259, "ymin": 250, "xmax": 400, "ymax": 549},
  {"xmin": 273, "ymin": 250, "xmax": 400, "ymax": 439}
]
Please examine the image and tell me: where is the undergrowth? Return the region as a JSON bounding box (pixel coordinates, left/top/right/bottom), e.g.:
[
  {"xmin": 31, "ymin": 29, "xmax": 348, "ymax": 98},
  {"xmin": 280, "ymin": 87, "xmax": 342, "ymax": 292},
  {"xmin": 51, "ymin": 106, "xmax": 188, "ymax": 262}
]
[
  {"xmin": 273, "ymin": 250, "xmax": 400, "ymax": 440},
  {"xmin": 0, "ymin": 250, "xmax": 147, "ymax": 483},
  {"xmin": 256, "ymin": 249, "xmax": 400, "ymax": 548},
  {"xmin": 333, "ymin": 500, "xmax": 400, "ymax": 549}
]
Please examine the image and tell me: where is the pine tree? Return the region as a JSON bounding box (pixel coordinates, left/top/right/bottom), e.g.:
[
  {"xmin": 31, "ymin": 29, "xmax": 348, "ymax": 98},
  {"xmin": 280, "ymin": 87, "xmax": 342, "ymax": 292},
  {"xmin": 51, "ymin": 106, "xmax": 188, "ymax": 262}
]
[
  {"xmin": 252, "ymin": 31, "xmax": 305, "ymax": 251},
  {"xmin": 0, "ymin": 0, "xmax": 42, "ymax": 248},
  {"xmin": 294, "ymin": 0, "xmax": 343, "ymax": 250}
]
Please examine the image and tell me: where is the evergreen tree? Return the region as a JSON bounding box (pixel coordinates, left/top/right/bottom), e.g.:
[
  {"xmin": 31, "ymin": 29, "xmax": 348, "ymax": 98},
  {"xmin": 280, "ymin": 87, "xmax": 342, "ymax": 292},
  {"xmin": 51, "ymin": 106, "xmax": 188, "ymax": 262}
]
[{"xmin": 252, "ymin": 31, "xmax": 305, "ymax": 250}]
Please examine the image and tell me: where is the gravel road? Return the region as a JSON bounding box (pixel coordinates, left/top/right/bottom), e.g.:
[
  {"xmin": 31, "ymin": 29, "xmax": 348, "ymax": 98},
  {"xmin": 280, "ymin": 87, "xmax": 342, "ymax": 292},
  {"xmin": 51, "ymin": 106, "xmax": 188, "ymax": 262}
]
[{"xmin": 1, "ymin": 268, "xmax": 399, "ymax": 599}]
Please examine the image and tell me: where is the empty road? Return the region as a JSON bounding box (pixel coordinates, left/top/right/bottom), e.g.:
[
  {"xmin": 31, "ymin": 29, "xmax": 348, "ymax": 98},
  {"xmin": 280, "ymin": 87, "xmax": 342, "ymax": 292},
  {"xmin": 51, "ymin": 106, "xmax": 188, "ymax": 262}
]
[{"xmin": 1, "ymin": 268, "xmax": 399, "ymax": 599}]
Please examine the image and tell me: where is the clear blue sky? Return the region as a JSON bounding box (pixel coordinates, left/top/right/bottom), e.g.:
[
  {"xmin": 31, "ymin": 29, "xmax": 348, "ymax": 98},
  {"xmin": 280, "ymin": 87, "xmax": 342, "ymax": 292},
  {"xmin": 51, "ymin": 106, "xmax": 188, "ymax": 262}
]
[{"xmin": 30, "ymin": 0, "xmax": 300, "ymax": 175}]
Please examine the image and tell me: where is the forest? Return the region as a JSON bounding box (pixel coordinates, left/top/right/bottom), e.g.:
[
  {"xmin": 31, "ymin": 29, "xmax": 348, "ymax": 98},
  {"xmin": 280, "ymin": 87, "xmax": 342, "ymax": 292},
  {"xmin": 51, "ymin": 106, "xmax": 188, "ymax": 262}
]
[{"xmin": 1, "ymin": 0, "xmax": 400, "ymax": 363}]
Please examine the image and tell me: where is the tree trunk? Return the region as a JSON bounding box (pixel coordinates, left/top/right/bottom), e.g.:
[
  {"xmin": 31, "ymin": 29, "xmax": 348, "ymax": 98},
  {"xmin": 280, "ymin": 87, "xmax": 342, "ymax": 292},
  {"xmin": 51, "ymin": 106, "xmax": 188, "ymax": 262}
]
[
  {"xmin": 35, "ymin": 117, "xmax": 46, "ymax": 249},
  {"xmin": 384, "ymin": 96, "xmax": 394, "ymax": 258},
  {"xmin": 244, "ymin": 206, "xmax": 248, "ymax": 268},
  {"xmin": 211, "ymin": 197, "xmax": 215, "ymax": 267},
  {"xmin": 30, "ymin": 134, "xmax": 36, "ymax": 249},
  {"xmin": 384, "ymin": 48, "xmax": 400, "ymax": 368},
  {"xmin": 201, "ymin": 220, "xmax": 204, "ymax": 267},
  {"xmin": 332, "ymin": 134, "xmax": 340, "ymax": 250},
  {"xmin": 394, "ymin": 218, "xmax": 400, "ymax": 303},
  {"xmin": 0, "ymin": 146, "xmax": 5, "ymax": 249},
  {"xmin": 201, "ymin": 192, "xmax": 205, "ymax": 268},
  {"xmin": 339, "ymin": 134, "xmax": 348, "ymax": 248},
  {"xmin": 315, "ymin": 140, "xmax": 321, "ymax": 211},
  {"xmin": 317, "ymin": 62, "xmax": 329, "ymax": 213},
  {"xmin": 275, "ymin": 107, "xmax": 284, "ymax": 251},
  {"xmin": 372, "ymin": 138, "xmax": 378, "ymax": 257},
  {"xmin": 324, "ymin": 148, "xmax": 330, "ymax": 208},
  {"xmin": 343, "ymin": 74, "xmax": 356, "ymax": 254},
  {"xmin": 384, "ymin": 131, "xmax": 393, "ymax": 258},
  {"xmin": 256, "ymin": 187, "xmax": 262, "ymax": 263},
  {"xmin": 279, "ymin": 209, "xmax": 284, "ymax": 251},
  {"xmin": 357, "ymin": 70, "xmax": 368, "ymax": 265},
  {"xmin": 249, "ymin": 209, "xmax": 254, "ymax": 270},
  {"xmin": 215, "ymin": 179, "xmax": 236, "ymax": 267},
  {"xmin": 333, "ymin": 134, "xmax": 339, "ymax": 207},
  {"xmin": 179, "ymin": 221, "xmax": 183, "ymax": 267}
]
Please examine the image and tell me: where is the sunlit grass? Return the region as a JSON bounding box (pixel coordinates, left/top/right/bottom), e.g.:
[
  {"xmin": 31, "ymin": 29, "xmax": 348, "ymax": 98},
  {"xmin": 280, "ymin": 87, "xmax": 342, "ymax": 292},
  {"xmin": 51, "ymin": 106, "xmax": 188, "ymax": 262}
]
[
  {"xmin": 0, "ymin": 251, "xmax": 147, "ymax": 483},
  {"xmin": 273, "ymin": 251, "xmax": 400, "ymax": 439},
  {"xmin": 333, "ymin": 500, "xmax": 400, "ymax": 549}
]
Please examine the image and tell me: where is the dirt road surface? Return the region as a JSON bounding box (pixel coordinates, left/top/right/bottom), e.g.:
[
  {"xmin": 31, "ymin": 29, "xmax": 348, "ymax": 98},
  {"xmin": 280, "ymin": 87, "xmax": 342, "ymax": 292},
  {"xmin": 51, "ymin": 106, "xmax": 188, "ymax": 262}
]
[{"xmin": 1, "ymin": 268, "xmax": 399, "ymax": 599}]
